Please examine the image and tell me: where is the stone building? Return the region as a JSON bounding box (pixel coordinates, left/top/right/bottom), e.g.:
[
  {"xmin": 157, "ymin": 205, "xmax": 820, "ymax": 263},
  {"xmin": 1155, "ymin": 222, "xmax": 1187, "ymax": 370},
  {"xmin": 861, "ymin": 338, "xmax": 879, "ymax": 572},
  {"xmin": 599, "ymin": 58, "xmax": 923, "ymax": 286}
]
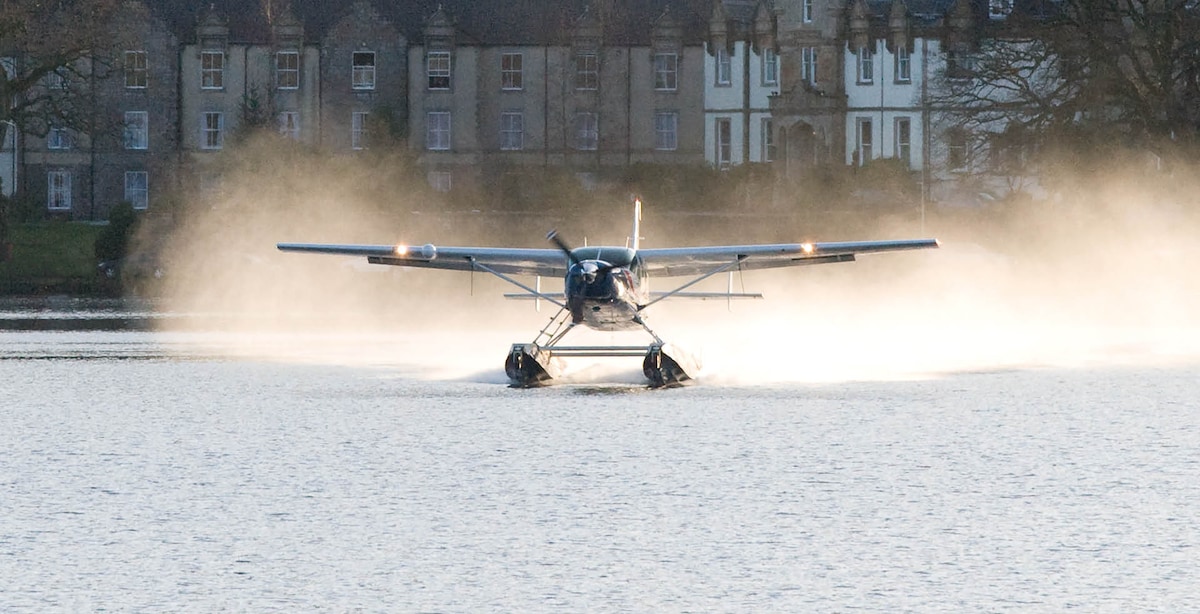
[
  {"xmin": 18, "ymin": 0, "xmax": 178, "ymax": 220},
  {"xmin": 703, "ymin": 0, "xmax": 781, "ymax": 168},
  {"xmin": 179, "ymin": 5, "xmax": 321, "ymax": 161},
  {"xmin": 406, "ymin": 3, "xmax": 707, "ymax": 197},
  {"xmin": 3, "ymin": 0, "xmax": 1044, "ymax": 220},
  {"xmin": 320, "ymin": 1, "xmax": 408, "ymax": 153}
]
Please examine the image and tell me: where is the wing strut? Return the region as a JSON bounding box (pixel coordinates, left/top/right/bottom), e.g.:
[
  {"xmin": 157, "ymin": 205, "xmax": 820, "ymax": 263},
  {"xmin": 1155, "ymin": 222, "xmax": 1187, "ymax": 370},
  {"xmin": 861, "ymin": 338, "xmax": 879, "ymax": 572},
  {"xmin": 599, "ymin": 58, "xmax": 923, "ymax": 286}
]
[
  {"xmin": 640, "ymin": 256, "xmax": 748, "ymax": 311},
  {"xmin": 469, "ymin": 258, "xmax": 567, "ymax": 309}
]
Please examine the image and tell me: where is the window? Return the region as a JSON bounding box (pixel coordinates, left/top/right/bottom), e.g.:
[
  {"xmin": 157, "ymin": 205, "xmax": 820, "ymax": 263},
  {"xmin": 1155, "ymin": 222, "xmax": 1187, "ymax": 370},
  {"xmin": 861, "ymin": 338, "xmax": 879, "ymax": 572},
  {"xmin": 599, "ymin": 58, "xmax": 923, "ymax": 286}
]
[
  {"xmin": 857, "ymin": 46, "xmax": 874, "ymax": 83},
  {"xmin": 947, "ymin": 49, "xmax": 976, "ymax": 80},
  {"xmin": 947, "ymin": 130, "xmax": 968, "ymax": 170},
  {"xmin": 856, "ymin": 118, "xmax": 873, "ymax": 164},
  {"xmin": 575, "ymin": 53, "xmax": 598, "ymax": 90},
  {"xmin": 716, "ymin": 117, "xmax": 732, "ymax": 167},
  {"xmin": 762, "ymin": 117, "xmax": 775, "ymax": 162},
  {"xmin": 802, "ymin": 0, "xmax": 814, "ymax": 23},
  {"xmin": 990, "ymin": 131, "xmax": 1027, "ymax": 173},
  {"xmin": 124, "ymin": 51, "xmax": 147, "ymax": 88},
  {"xmin": 201, "ymin": 51, "xmax": 224, "ymax": 89},
  {"xmin": 125, "ymin": 171, "xmax": 148, "ymax": 210},
  {"xmin": 895, "ymin": 117, "xmax": 911, "ymax": 167},
  {"xmin": 501, "ymin": 53, "xmax": 523, "ymax": 90},
  {"xmin": 574, "ymin": 112, "xmax": 598, "ymax": 150},
  {"xmin": 654, "ymin": 111, "xmax": 677, "ymax": 151},
  {"xmin": 47, "ymin": 170, "xmax": 71, "ymax": 210},
  {"xmin": 989, "ymin": 0, "xmax": 1012, "ymax": 19},
  {"xmin": 352, "ymin": 111, "xmax": 368, "ymax": 150},
  {"xmin": 47, "ymin": 127, "xmax": 71, "ymax": 150},
  {"xmin": 653, "ymin": 53, "xmax": 678, "ymax": 91},
  {"xmin": 277, "ymin": 51, "xmax": 299, "ymax": 89},
  {"xmin": 45, "ymin": 70, "xmax": 67, "ymax": 90},
  {"xmin": 278, "ymin": 111, "xmax": 300, "ymax": 140},
  {"xmin": 352, "ymin": 52, "xmax": 375, "ymax": 90},
  {"xmin": 715, "ymin": 48, "xmax": 731, "ymax": 86},
  {"xmin": 895, "ymin": 46, "xmax": 911, "ymax": 82},
  {"xmin": 201, "ymin": 112, "xmax": 223, "ymax": 149},
  {"xmin": 801, "ymin": 47, "xmax": 818, "ymax": 85},
  {"xmin": 500, "ymin": 112, "xmax": 523, "ymax": 150},
  {"xmin": 428, "ymin": 51, "xmax": 451, "ymax": 90},
  {"xmin": 427, "ymin": 111, "xmax": 451, "ymax": 150},
  {"xmin": 428, "ymin": 171, "xmax": 452, "ymax": 192},
  {"xmin": 762, "ymin": 48, "xmax": 778, "ymax": 86},
  {"xmin": 124, "ymin": 111, "xmax": 148, "ymax": 150}
]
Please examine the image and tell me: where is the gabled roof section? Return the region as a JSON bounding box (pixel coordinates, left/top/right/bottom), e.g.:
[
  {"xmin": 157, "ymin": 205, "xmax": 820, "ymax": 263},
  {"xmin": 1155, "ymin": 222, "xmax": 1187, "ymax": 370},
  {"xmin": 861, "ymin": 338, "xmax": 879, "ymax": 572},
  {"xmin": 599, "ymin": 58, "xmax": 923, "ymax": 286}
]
[
  {"xmin": 721, "ymin": 0, "xmax": 758, "ymax": 23},
  {"xmin": 153, "ymin": 0, "xmax": 707, "ymax": 46}
]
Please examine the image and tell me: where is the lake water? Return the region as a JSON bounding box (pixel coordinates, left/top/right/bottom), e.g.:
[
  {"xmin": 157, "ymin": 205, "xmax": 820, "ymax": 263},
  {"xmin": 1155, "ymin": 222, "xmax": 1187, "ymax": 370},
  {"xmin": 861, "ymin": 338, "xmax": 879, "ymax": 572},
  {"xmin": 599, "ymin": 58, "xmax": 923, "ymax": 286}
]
[{"xmin": 1, "ymin": 328, "xmax": 1198, "ymax": 612}]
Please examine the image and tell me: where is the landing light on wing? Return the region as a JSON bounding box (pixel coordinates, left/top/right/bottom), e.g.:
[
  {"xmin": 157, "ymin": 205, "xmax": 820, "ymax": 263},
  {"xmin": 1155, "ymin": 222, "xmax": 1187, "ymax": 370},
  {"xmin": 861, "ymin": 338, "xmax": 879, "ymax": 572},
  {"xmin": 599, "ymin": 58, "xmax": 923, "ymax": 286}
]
[
  {"xmin": 800, "ymin": 243, "xmax": 815, "ymax": 255},
  {"xmin": 394, "ymin": 244, "xmax": 408, "ymax": 256}
]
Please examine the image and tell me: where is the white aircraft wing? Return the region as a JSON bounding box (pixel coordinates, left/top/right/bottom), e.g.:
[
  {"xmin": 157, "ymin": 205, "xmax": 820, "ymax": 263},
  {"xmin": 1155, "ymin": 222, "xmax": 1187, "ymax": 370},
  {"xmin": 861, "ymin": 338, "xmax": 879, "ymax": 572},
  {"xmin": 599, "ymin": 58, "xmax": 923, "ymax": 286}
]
[
  {"xmin": 276, "ymin": 243, "xmax": 569, "ymax": 277},
  {"xmin": 637, "ymin": 238, "xmax": 939, "ymax": 277}
]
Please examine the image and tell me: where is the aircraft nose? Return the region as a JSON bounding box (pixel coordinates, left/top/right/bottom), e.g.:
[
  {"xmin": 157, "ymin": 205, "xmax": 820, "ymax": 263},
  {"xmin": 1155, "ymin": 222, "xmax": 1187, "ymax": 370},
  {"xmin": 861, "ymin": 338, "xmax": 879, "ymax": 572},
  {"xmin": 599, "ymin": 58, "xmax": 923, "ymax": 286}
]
[{"xmin": 582, "ymin": 262, "xmax": 599, "ymax": 283}]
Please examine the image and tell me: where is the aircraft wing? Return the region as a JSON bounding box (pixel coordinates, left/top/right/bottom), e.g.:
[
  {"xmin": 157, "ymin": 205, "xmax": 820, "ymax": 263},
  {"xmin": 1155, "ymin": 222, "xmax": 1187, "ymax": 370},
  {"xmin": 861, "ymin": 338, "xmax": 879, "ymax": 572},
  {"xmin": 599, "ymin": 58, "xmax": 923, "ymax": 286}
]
[
  {"xmin": 637, "ymin": 238, "xmax": 939, "ymax": 277},
  {"xmin": 276, "ymin": 243, "xmax": 568, "ymax": 277}
]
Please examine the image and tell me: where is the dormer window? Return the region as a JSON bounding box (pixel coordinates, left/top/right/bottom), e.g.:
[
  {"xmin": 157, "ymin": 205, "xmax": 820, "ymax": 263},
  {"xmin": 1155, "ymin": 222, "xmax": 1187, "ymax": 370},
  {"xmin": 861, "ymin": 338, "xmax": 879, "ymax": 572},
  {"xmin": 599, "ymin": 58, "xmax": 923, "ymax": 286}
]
[
  {"xmin": 857, "ymin": 46, "xmax": 874, "ymax": 83},
  {"xmin": 124, "ymin": 51, "xmax": 147, "ymax": 88},
  {"xmin": 989, "ymin": 0, "xmax": 1012, "ymax": 19},
  {"xmin": 575, "ymin": 53, "xmax": 598, "ymax": 90},
  {"xmin": 201, "ymin": 51, "xmax": 224, "ymax": 89},
  {"xmin": 428, "ymin": 51, "xmax": 451, "ymax": 90},
  {"xmin": 352, "ymin": 52, "xmax": 375, "ymax": 90},
  {"xmin": 276, "ymin": 51, "xmax": 299, "ymax": 89},
  {"xmin": 501, "ymin": 53, "xmax": 523, "ymax": 90},
  {"xmin": 654, "ymin": 53, "xmax": 678, "ymax": 91},
  {"xmin": 762, "ymin": 48, "xmax": 779, "ymax": 86},
  {"xmin": 895, "ymin": 46, "xmax": 911, "ymax": 82},
  {"xmin": 715, "ymin": 48, "xmax": 731, "ymax": 86}
]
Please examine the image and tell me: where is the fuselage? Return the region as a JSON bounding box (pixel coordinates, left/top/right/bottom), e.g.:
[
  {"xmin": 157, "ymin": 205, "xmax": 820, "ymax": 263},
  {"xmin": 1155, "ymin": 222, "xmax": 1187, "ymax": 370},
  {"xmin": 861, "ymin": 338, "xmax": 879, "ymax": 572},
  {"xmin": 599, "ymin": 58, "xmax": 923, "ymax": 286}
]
[{"xmin": 564, "ymin": 246, "xmax": 649, "ymax": 331}]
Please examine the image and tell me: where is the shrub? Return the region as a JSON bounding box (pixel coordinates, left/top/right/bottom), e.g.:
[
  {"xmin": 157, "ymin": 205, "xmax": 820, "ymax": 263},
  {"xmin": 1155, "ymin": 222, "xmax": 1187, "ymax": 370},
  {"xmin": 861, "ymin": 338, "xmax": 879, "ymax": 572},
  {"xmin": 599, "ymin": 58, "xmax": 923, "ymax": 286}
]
[{"xmin": 94, "ymin": 201, "xmax": 138, "ymax": 262}]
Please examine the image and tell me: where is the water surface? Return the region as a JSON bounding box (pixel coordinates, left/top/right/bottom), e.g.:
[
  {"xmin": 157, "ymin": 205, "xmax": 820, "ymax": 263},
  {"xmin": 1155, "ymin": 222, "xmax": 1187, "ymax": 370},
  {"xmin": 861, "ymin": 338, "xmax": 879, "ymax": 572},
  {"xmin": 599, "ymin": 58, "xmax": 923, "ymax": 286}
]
[{"xmin": 1, "ymin": 330, "xmax": 1197, "ymax": 611}]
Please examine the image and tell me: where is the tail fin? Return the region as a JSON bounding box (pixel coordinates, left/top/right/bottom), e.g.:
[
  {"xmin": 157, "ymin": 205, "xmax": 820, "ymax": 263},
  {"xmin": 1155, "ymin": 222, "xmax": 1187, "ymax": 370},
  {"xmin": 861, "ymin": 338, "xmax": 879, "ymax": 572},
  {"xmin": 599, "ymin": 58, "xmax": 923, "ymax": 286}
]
[{"xmin": 629, "ymin": 198, "xmax": 642, "ymax": 251}]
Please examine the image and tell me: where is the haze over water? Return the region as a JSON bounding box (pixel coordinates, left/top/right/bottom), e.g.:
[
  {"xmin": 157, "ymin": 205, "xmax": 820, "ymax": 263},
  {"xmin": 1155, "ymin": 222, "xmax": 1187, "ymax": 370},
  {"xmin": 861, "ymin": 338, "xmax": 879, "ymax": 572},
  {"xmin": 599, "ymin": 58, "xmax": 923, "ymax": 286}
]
[
  {"xmin": 2, "ymin": 330, "xmax": 1198, "ymax": 611},
  {"xmin": 5, "ymin": 148, "xmax": 1200, "ymax": 609}
]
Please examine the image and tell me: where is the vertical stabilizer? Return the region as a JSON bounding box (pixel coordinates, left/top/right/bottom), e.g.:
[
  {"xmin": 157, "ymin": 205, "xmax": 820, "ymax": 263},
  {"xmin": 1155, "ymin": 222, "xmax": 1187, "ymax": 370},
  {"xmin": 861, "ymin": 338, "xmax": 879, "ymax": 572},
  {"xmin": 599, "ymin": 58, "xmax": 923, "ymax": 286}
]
[{"xmin": 629, "ymin": 198, "xmax": 642, "ymax": 251}]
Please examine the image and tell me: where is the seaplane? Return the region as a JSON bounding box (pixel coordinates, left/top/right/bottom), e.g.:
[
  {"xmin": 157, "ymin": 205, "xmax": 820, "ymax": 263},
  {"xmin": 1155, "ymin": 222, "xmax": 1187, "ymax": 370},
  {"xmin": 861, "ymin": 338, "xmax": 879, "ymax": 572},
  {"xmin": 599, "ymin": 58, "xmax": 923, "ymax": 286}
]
[{"xmin": 278, "ymin": 200, "xmax": 938, "ymax": 387}]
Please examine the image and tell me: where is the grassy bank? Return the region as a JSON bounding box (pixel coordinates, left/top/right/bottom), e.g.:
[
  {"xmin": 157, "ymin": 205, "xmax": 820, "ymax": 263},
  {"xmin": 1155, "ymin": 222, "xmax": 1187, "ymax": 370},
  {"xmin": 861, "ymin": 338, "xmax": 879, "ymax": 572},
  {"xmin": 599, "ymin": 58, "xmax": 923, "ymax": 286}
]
[{"xmin": 0, "ymin": 223, "xmax": 110, "ymax": 295}]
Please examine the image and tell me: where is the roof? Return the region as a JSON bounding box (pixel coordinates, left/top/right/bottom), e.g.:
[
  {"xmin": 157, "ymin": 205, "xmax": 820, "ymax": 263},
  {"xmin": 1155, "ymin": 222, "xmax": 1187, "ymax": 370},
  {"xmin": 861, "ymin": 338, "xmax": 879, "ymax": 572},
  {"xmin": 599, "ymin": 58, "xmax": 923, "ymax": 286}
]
[{"xmin": 152, "ymin": 0, "xmax": 710, "ymax": 46}]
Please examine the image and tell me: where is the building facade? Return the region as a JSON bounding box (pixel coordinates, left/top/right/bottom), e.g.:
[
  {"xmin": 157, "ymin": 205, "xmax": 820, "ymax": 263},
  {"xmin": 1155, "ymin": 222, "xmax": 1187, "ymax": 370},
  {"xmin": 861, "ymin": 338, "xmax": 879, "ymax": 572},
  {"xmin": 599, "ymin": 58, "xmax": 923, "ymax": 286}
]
[
  {"xmin": 179, "ymin": 6, "xmax": 322, "ymax": 160},
  {"xmin": 408, "ymin": 5, "xmax": 706, "ymax": 196},
  {"xmin": 703, "ymin": 0, "xmax": 780, "ymax": 168},
  {"xmin": 320, "ymin": 1, "xmax": 408, "ymax": 153},
  {"xmin": 15, "ymin": 1, "xmax": 179, "ymax": 221},
  {"xmin": 2, "ymin": 0, "xmax": 1035, "ymax": 220}
]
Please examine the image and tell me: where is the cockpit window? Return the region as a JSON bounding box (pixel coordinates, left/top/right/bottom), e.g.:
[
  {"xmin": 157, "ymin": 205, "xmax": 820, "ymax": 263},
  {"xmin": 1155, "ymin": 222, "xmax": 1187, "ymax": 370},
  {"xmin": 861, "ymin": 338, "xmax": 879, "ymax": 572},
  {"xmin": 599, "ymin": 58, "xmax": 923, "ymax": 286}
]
[{"xmin": 571, "ymin": 246, "xmax": 635, "ymax": 268}]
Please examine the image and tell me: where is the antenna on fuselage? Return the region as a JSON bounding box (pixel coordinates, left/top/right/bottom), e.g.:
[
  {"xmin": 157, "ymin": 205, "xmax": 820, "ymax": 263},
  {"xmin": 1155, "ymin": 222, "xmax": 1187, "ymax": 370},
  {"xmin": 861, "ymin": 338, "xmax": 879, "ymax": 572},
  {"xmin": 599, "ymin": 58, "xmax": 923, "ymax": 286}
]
[{"xmin": 628, "ymin": 197, "xmax": 642, "ymax": 251}]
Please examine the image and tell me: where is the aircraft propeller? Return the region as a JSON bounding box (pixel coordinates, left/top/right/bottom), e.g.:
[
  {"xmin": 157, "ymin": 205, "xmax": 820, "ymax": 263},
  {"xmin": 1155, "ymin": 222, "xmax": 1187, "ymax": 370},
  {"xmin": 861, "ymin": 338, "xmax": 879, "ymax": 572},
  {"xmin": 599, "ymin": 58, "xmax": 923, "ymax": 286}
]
[
  {"xmin": 547, "ymin": 229, "xmax": 615, "ymax": 282},
  {"xmin": 546, "ymin": 229, "xmax": 580, "ymax": 266}
]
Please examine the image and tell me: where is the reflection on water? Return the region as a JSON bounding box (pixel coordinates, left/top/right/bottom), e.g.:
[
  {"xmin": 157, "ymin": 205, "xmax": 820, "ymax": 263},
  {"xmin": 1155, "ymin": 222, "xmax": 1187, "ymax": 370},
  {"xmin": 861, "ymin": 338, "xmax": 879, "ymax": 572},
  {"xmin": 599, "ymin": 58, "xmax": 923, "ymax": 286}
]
[{"xmin": 1, "ymin": 330, "xmax": 1198, "ymax": 611}]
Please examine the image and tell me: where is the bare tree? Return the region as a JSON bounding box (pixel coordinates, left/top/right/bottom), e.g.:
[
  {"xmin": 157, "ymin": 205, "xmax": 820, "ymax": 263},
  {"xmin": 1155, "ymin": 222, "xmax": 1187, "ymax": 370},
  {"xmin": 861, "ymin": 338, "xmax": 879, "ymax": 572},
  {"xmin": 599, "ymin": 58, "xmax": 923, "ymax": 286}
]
[
  {"xmin": 0, "ymin": 0, "xmax": 125, "ymax": 141},
  {"xmin": 0, "ymin": 0, "xmax": 124, "ymax": 242},
  {"xmin": 931, "ymin": 0, "xmax": 1200, "ymax": 164}
]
